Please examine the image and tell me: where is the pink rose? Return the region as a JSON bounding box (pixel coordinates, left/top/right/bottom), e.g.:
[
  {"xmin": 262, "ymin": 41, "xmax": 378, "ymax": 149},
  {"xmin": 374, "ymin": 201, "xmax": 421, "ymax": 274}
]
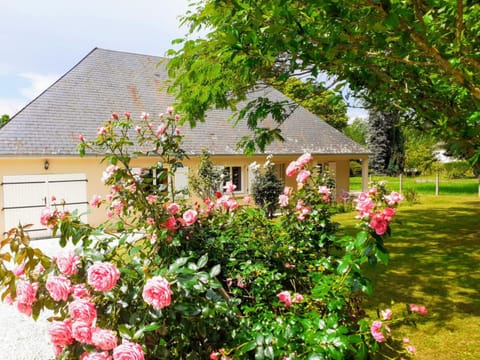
[
  {"xmin": 142, "ymin": 276, "xmax": 173, "ymax": 309},
  {"xmin": 370, "ymin": 214, "xmax": 388, "ymax": 235},
  {"xmin": 293, "ymin": 293, "xmax": 304, "ymax": 303},
  {"xmin": 113, "ymin": 340, "xmax": 145, "ymax": 360},
  {"xmin": 156, "ymin": 124, "xmax": 166, "ymax": 136},
  {"xmin": 223, "ymin": 181, "xmax": 236, "ymax": 193},
  {"xmin": 162, "ymin": 216, "xmax": 178, "ymax": 231},
  {"xmin": 297, "ymin": 152, "xmax": 313, "ymax": 167},
  {"xmin": 296, "ymin": 169, "xmax": 311, "ymax": 184},
  {"xmin": 243, "ymin": 195, "xmax": 252, "ymax": 204},
  {"xmin": 381, "ymin": 308, "xmax": 392, "ymax": 320},
  {"xmin": 78, "ymin": 134, "xmax": 85, "ymax": 142},
  {"xmin": 111, "ymin": 112, "xmax": 119, "ymax": 120},
  {"xmin": 87, "ymin": 262, "xmax": 120, "ymax": 292},
  {"xmin": 56, "ymin": 253, "xmax": 81, "ymax": 276},
  {"xmin": 80, "ymin": 352, "xmax": 112, "ymax": 360},
  {"xmin": 69, "ymin": 298, "xmax": 97, "ymax": 324},
  {"xmin": 385, "ymin": 191, "xmax": 403, "ymax": 206},
  {"xmin": 91, "ymin": 327, "xmax": 118, "ymax": 351},
  {"xmin": 46, "ymin": 275, "xmax": 72, "ymax": 302},
  {"xmin": 406, "ymin": 345, "xmax": 416, "ymax": 354},
  {"xmin": 277, "ymin": 291, "xmax": 292, "ymax": 307},
  {"xmin": 146, "ymin": 194, "xmax": 157, "ymax": 204},
  {"xmin": 167, "ymin": 202, "xmax": 179, "ymax": 215},
  {"xmin": 166, "ymin": 106, "xmax": 174, "ymax": 114},
  {"xmin": 124, "ymin": 112, "xmax": 131, "ymax": 119},
  {"xmin": 175, "ymin": 114, "xmax": 181, "ymax": 121},
  {"xmin": 40, "ymin": 207, "xmax": 57, "ymax": 228},
  {"xmin": 12, "ymin": 262, "xmax": 26, "ymax": 277},
  {"xmin": 370, "ymin": 320, "xmax": 386, "ymax": 342},
  {"xmin": 226, "ymin": 198, "xmax": 238, "ymax": 211},
  {"xmin": 49, "ymin": 319, "xmax": 74, "ymax": 347},
  {"xmin": 409, "ymin": 303, "xmax": 428, "ymax": 315},
  {"xmin": 90, "ymin": 195, "xmax": 102, "ymax": 207},
  {"xmin": 16, "ymin": 302, "xmax": 33, "ymax": 316},
  {"xmin": 16, "ymin": 280, "xmax": 38, "ymax": 306},
  {"xmin": 72, "ymin": 320, "xmax": 93, "ymax": 343},
  {"xmin": 71, "ymin": 284, "xmax": 91, "ymax": 299},
  {"xmin": 182, "ymin": 209, "xmax": 198, "ymax": 226},
  {"xmin": 286, "ymin": 161, "xmax": 300, "ymax": 177},
  {"xmin": 97, "ymin": 127, "xmax": 107, "ymax": 136},
  {"xmin": 279, "ymin": 194, "xmax": 289, "ymax": 207}
]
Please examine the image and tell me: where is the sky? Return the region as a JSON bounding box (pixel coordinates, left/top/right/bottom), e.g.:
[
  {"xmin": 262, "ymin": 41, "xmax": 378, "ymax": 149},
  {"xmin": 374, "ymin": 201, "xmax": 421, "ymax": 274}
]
[{"xmin": 0, "ymin": 0, "xmax": 366, "ymax": 119}]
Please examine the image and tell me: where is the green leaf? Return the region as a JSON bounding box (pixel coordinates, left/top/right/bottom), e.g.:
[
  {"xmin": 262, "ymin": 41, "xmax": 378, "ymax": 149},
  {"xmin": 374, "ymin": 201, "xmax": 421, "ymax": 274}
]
[
  {"xmin": 210, "ymin": 264, "xmax": 221, "ymax": 277},
  {"xmin": 197, "ymin": 253, "xmax": 208, "ymax": 269}
]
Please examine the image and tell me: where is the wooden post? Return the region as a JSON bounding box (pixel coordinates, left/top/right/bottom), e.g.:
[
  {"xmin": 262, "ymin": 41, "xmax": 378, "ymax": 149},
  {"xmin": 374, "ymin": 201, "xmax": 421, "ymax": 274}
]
[{"xmin": 435, "ymin": 171, "xmax": 439, "ymax": 196}]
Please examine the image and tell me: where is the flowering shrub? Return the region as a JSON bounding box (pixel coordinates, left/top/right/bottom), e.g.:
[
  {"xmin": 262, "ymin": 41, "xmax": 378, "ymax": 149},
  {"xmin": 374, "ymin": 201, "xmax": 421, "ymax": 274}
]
[{"xmin": 0, "ymin": 110, "xmax": 427, "ymax": 359}]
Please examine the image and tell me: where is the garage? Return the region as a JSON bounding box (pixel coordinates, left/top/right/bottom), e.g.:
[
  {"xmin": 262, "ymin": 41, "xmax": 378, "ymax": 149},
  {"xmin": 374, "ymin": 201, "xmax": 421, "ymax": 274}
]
[{"xmin": 2, "ymin": 173, "xmax": 88, "ymax": 238}]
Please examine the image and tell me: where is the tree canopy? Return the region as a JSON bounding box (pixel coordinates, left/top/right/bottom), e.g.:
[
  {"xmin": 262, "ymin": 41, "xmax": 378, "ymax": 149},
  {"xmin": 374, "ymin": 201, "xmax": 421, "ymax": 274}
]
[{"xmin": 167, "ymin": 0, "xmax": 479, "ymax": 163}]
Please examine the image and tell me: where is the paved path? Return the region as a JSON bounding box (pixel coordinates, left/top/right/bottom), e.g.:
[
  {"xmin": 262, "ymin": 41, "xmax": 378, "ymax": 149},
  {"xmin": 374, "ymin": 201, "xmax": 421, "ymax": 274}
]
[{"xmin": 0, "ymin": 238, "xmax": 75, "ymax": 360}]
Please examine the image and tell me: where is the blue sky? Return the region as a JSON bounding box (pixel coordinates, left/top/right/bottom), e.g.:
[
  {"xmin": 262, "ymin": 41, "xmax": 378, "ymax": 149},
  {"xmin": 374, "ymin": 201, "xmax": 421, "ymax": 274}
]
[{"xmin": 0, "ymin": 0, "xmax": 366, "ymax": 119}]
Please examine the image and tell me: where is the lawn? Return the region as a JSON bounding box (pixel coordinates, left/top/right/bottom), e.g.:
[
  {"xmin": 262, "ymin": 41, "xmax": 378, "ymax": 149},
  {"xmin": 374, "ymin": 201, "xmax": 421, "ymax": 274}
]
[
  {"xmin": 334, "ymin": 194, "xmax": 480, "ymax": 359},
  {"xmin": 350, "ymin": 176, "xmax": 479, "ymax": 196}
]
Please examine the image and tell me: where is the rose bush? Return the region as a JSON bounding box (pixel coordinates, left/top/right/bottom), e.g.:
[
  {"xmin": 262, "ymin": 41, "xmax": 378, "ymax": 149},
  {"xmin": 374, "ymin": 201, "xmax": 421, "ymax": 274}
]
[{"xmin": 0, "ymin": 110, "xmax": 427, "ymax": 359}]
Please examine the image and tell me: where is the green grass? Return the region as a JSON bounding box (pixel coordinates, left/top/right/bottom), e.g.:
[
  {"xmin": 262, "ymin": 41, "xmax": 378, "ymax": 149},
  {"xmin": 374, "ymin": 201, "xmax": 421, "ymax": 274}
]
[
  {"xmin": 350, "ymin": 176, "xmax": 479, "ymax": 196},
  {"xmin": 334, "ymin": 195, "xmax": 480, "ymax": 359}
]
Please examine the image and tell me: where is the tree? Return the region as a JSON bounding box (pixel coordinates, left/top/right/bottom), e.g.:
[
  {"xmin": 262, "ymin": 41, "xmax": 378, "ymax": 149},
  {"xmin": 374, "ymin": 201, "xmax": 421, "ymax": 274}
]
[
  {"xmin": 250, "ymin": 157, "xmax": 283, "ymax": 218},
  {"xmin": 274, "ymin": 78, "xmax": 348, "ymax": 131},
  {"xmin": 344, "ymin": 118, "xmax": 368, "ymax": 146},
  {"xmin": 189, "ymin": 149, "xmax": 224, "ymax": 200},
  {"xmin": 367, "ymin": 110, "xmax": 405, "ymax": 175},
  {"xmin": 1, "ymin": 114, "xmax": 9, "ymax": 128},
  {"xmin": 167, "ymin": 1, "xmax": 479, "ymax": 164}
]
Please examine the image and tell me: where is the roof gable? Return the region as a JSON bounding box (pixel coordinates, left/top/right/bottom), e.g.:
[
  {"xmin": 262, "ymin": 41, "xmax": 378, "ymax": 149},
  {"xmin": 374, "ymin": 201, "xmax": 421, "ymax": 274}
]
[{"xmin": 0, "ymin": 48, "xmax": 368, "ymax": 157}]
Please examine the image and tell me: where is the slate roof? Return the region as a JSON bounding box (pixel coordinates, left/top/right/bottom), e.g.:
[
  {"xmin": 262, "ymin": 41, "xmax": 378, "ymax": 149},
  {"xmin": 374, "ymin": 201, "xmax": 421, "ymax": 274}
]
[{"xmin": 0, "ymin": 48, "xmax": 369, "ymax": 157}]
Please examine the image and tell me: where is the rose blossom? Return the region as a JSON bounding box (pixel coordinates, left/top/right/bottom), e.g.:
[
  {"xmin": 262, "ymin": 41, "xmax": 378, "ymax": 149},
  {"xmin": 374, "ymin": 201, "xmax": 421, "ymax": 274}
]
[
  {"xmin": 381, "ymin": 308, "xmax": 392, "ymax": 320},
  {"xmin": 167, "ymin": 202, "xmax": 179, "ymax": 215},
  {"xmin": 56, "ymin": 253, "xmax": 81, "ymax": 276},
  {"xmin": 162, "ymin": 216, "xmax": 178, "ymax": 231},
  {"xmin": 80, "ymin": 352, "xmax": 112, "ymax": 360},
  {"xmin": 90, "ymin": 195, "xmax": 102, "ymax": 208},
  {"xmin": 12, "ymin": 262, "xmax": 26, "ymax": 277},
  {"xmin": 46, "ymin": 275, "xmax": 72, "ymax": 302},
  {"xmin": 409, "ymin": 303, "xmax": 428, "ymax": 315},
  {"xmin": 16, "ymin": 302, "xmax": 33, "ymax": 316},
  {"xmin": 91, "ymin": 327, "xmax": 118, "ymax": 351},
  {"xmin": 182, "ymin": 209, "xmax": 198, "ymax": 226},
  {"xmin": 49, "ymin": 319, "xmax": 74, "ymax": 347},
  {"xmin": 277, "ymin": 291, "xmax": 292, "ymax": 307},
  {"xmin": 297, "ymin": 152, "xmax": 313, "ymax": 166},
  {"xmin": 296, "ymin": 169, "xmax": 311, "ymax": 184},
  {"xmin": 384, "ymin": 191, "xmax": 403, "ymax": 206},
  {"xmin": 406, "ymin": 345, "xmax": 416, "ymax": 354},
  {"xmin": 146, "ymin": 194, "xmax": 157, "ymax": 204},
  {"xmin": 286, "ymin": 161, "xmax": 300, "ymax": 177},
  {"xmin": 142, "ymin": 276, "xmax": 173, "ymax": 309},
  {"xmin": 113, "ymin": 340, "xmax": 145, "ymax": 360},
  {"xmin": 72, "ymin": 320, "xmax": 93, "ymax": 343},
  {"xmin": 16, "ymin": 279, "xmax": 38, "ymax": 306},
  {"xmin": 87, "ymin": 262, "xmax": 120, "ymax": 292},
  {"xmin": 69, "ymin": 298, "xmax": 97, "ymax": 324},
  {"xmin": 223, "ymin": 180, "xmax": 236, "ymax": 193},
  {"xmin": 71, "ymin": 284, "xmax": 91, "ymax": 299},
  {"xmin": 370, "ymin": 320, "xmax": 386, "ymax": 342},
  {"xmin": 279, "ymin": 194, "xmax": 289, "ymax": 207},
  {"xmin": 40, "ymin": 207, "xmax": 57, "ymax": 228},
  {"xmin": 166, "ymin": 106, "xmax": 174, "ymax": 114}
]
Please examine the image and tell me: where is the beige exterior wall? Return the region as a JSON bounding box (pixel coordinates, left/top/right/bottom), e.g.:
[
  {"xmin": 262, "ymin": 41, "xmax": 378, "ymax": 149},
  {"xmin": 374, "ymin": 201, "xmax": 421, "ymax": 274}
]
[{"xmin": 0, "ymin": 154, "xmax": 367, "ymax": 236}]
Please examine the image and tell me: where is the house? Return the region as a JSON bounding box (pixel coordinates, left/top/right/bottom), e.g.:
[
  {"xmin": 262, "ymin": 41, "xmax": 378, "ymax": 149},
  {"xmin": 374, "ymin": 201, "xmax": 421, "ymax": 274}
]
[{"xmin": 0, "ymin": 48, "xmax": 369, "ymax": 238}]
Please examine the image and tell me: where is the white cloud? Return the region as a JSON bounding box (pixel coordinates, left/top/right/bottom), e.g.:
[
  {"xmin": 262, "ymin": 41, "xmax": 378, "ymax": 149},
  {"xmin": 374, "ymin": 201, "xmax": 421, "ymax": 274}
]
[
  {"xmin": 19, "ymin": 73, "xmax": 58, "ymax": 99},
  {"xmin": 0, "ymin": 98, "xmax": 26, "ymax": 116}
]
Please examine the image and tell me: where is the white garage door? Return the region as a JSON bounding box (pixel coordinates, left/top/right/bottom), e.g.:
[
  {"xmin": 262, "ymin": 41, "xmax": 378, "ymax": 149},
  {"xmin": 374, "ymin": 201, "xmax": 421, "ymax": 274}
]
[{"xmin": 2, "ymin": 173, "xmax": 88, "ymax": 238}]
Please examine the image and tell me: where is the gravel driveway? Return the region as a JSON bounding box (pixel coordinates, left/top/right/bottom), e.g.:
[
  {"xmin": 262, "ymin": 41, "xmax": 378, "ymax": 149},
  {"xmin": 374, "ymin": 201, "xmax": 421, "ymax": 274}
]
[{"xmin": 0, "ymin": 238, "xmax": 75, "ymax": 360}]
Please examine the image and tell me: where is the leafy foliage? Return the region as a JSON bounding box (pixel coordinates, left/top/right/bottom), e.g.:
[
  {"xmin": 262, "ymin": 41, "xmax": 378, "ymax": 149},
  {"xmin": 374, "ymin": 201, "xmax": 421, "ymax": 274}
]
[
  {"xmin": 167, "ymin": 0, "xmax": 480, "ymax": 167},
  {"xmin": 1, "ymin": 112, "xmax": 424, "ymax": 359},
  {"xmin": 250, "ymin": 156, "xmax": 283, "ymax": 218}
]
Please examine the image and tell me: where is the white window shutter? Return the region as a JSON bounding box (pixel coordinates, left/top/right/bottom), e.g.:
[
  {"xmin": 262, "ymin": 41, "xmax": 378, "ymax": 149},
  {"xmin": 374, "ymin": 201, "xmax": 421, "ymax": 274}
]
[
  {"xmin": 174, "ymin": 167, "xmax": 189, "ymax": 198},
  {"xmin": 248, "ymin": 163, "xmax": 257, "ymax": 194}
]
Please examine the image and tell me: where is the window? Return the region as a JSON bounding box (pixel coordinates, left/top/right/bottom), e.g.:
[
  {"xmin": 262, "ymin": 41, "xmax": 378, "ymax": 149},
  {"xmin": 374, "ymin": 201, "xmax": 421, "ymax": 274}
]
[{"xmin": 223, "ymin": 166, "xmax": 243, "ymax": 193}]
